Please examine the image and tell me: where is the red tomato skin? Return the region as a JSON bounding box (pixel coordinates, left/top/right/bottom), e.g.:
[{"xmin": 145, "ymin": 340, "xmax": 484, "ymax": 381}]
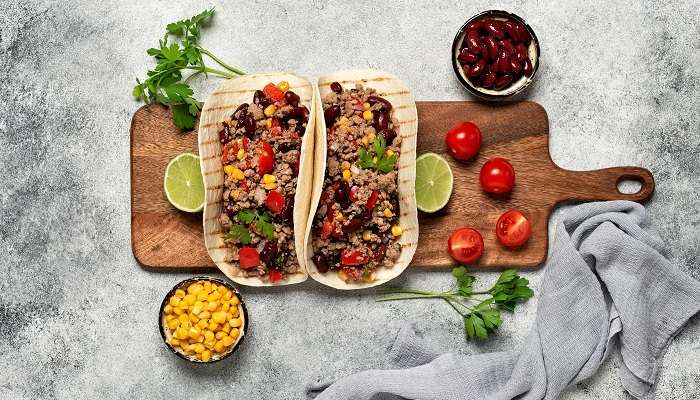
[
  {"xmin": 447, "ymin": 228, "xmax": 484, "ymax": 264},
  {"xmin": 239, "ymin": 247, "xmax": 261, "ymax": 269},
  {"xmin": 221, "ymin": 142, "xmax": 233, "ymax": 162},
  {"xmin": 340, "ymin": 249, "xmax": 369, "ymax": 266},
  {"xmin": 265, "ymin": 190, "xmax": 285, "ymax": 214},
  {"xmin": 257, "ymin": 141, "xmax": 275, "ymax": 176},
  {"xmin": 321, "ymin": 220, "xmax": 335, "ymax": 239},
  {"xmin": 263, "ymin": 83, "xmax": 285, "ymax": 101},
  {"xmin": 445, "ymin": 121, "xmax": 482, "ymax": 161},
  {"xmin": 268, "ymin": 269, "xmax": 282, "ymax": 283},
  {"xmin": 496, "ymin": 209, "xmax": 532, "ymax": 248},
  {"xmin": 480, "ymin": 157, "xmax": 515, "ymax": 194},
  {"xmin": 365, "ymin": 191, "xmax": 380, "ymax": 209}
]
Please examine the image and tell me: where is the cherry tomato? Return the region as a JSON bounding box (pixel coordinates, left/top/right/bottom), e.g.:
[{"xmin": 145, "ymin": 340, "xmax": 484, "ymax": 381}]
[
  {"xmin": 480, "ymin": 157, "xmax": 515, "ymax": 194},
  {"xmin": 445, "ymin": 121, "xmax": 482, "ymax": 161},
  {"xmin": 365, "ymin": 190, "xmax": 380, "ymax": 209},
  {"xmin": 268, "ymin": 268, "xmax": 282, "ymax": 283},
  {"xmin": 496, "ymin": 209, "xmax": 532, "ymax": 248},
  {"xmin": 239, "ymin": 247, "xmax": 261, "ymax": 269},
  {"xmin": 263, "ymin": 83, "xmax": 285, "ymax": 101},
  {"xmin": 340, "ymin": 249, "xmax": 369, "ymax": 266},
  {"xmin": 265, "ymin": 190, "xmax": 285, "ymax": 214},
  {"xmin": 257, "ymin": 141, "xmax": 275, "ymax": 176},
  {"xmin": 447, "ymin": 228, "xmax": 484, "ymax": 264}
]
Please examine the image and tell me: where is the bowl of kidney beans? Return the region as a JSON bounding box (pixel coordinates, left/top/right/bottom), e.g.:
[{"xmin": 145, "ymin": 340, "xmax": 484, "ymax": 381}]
[{"xmin": 452, "ymin": 10, "xmax": 540, "ymax": 99}]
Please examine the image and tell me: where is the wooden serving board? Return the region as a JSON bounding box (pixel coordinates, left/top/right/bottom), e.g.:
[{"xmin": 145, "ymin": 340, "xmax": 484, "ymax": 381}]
[{"xmin": 131, "ymin": 102, "xmax": 654, "ymax": 269}]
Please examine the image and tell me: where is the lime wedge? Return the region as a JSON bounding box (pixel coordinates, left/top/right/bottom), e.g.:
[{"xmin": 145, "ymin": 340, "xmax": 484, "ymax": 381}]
[
  {"xmin": 415, "ymin": 152, "xmax": 453, "ymax": 213},
  {"xmin": 164, "ymin": 153, "xmax": 205, "ymax": 213}
]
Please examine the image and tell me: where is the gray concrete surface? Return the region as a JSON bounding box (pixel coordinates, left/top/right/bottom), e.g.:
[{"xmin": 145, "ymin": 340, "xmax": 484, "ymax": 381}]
[{"xmin": 1, "ymin": 0, "xmax": 698, "ymax": 398}]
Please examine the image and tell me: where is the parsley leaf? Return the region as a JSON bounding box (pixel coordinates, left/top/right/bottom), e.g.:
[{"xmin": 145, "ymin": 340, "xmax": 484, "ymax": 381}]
[
  {"xmin": 223, "ymin": 224, "xmax": 251, "ymax": 244},
  {"xmin": 237, "ymin": 209, "xmax": 256, "ymax": 224},
  {"xmin": 356, "ymin": 136, "xmax": 397, "ymax": 173},
  {"xmin": 236, "ymin": 209, "xmax": 276, "ymax": 241}
]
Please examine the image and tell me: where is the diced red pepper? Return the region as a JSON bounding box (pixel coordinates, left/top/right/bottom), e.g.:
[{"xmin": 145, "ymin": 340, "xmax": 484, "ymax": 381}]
[
  {"xmin": 221, "ymin": 142, "xmax": 233, "ymax": 162},
  {"xmin": 257, "ymin": 140, "xmax": 275, "ymax": 176},
  {"xmin": 366, "ymin": 191, "xmax": 380, "ymax": 209},
  {"xmin": 321, "ymin": 219, "xmax": 335, "ymax": 239},
  {"xmin": 239, "ymin": 247, "xmax": 260, "ymax": 269},
  {"xmin": 265, "ymin": 190, "xmax": 286, "ymax": 214},
  {"xmin": 263, "ymin": 83, "xmax": 285, "ymax": 101},
  {"xmin": 341, "ymin": 249, "xmax": 369, "ymax": 266},
  {"xmin": 268, "ymin": 268, "xmax": 282, "ymax": 283},
  {"xmin": 232, "ymin": 137, "xmax": 250, "ymax": 154}
]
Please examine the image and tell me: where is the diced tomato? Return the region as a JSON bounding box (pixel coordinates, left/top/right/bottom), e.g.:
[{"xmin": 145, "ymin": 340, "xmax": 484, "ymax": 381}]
[
  {"xmin": 349, "ymin": 186, "xmax": 358, "ymax": 202},
  {"xmin": 340, "ymin": 266, "xmax": 363, "ymax": 282},
  {"xmin": 232, "ymin": 137, "xmax": 250, "ymax": 154},
  {"xmin": 257, "ymin": 141, "xmax": 275, "ymax": 176},
  {"xmin": 366, "ymin": 191, "xmax": 380, "ymax": 209},
  {"xmin": 265, "ymin": 190, "xmax": 286, "ymax": 214},
  {"xmin": 263, "ymin": 83, "xmax": 285, "ymax": 101},
  {"xmin": 341, "ymin": 249, "xmax": 369, "ymax": 266},
  {"xmin": 321, "ymin": 220, "xmax": 335, "ymax": 239},
  {"xmin": 268, "ymin": 268, "xmax": 282, "ymax": 283},
  {"xmin": 239, "ymin": 247, "xmax": 260, "ymax": 269},
  {"xmin": 221, "ymin": 142, "xmax": 233, "ymax": 162}
]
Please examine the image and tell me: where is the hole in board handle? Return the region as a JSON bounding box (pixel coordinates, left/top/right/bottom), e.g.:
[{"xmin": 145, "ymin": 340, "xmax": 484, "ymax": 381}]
[{"xmin": 617, "ymin": 177, "xmax": 643, "ymax": 195}]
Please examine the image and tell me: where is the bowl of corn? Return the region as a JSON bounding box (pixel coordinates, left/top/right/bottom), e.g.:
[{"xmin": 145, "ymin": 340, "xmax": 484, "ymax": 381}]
[{"xmin": 159, "ymin": 277, "xmax": 248, "ymax": 363}]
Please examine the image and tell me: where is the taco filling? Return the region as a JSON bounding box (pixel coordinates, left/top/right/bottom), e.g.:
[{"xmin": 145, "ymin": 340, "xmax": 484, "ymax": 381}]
[
  {"xmin": 218, "ymin": 81, "xmax": 310, "ymax": 283},
  {"xmin": 311, "ymin": 82, "xmax": 403, "ymax": 283}
]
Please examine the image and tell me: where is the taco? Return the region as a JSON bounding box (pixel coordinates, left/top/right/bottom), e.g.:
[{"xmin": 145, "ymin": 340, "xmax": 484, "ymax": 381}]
[
  {"xmin": 199, "ymin": 73, "xmax": 315, "ymax": 286},
  {"xmin": 304, "ymin": 70, "xmax": 419, "ymax": 289}
]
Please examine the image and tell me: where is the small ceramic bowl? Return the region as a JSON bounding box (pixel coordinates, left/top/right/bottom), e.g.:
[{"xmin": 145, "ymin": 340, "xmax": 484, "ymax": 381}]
[
  {"xmin": 452, "ymin": 10, "xmax": 540, "ymax": 100},
  {"xmin": 158, "ymin": 276, "xmax": 248, "ymax": 363}
]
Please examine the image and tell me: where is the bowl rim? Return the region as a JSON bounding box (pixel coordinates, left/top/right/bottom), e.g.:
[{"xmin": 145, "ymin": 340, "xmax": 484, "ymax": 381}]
[
  {"xmin": 158, "ymin": 276, "xmax": 249, "ymax": 364},
  {"xmin": 451, "ymin": 9, "xmax": 541, "ymax": 100}
]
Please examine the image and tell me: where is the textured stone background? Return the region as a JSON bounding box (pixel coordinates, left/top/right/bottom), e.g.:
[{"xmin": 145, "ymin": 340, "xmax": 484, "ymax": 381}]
[{"xmin": 0, "ymin": 0, "xmax": 698, "ymax": 399}]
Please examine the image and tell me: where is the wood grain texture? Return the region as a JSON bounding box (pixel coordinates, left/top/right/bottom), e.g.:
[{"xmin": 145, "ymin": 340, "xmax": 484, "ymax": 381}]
[{"xmin": 131, "ymin": 102, "xmax": 654, "ymax": 269}]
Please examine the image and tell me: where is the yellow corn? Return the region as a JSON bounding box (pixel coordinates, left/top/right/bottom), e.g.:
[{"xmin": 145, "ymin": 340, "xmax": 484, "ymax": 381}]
[
  {"xmin": 337, "ymin": 269, "xmax": 349, "ymax": 281},
  {"xmin": 361, "ymin": 136, "xmax": 369, "ymax": 146},
  {"xmin": 228, "ymin": 318, "xmax": 242, "ymax": 328},
  {"xmin": 188, "ymin": 326, "xmax": 201, "ymax": 340},
  {"xmin": 215, "ymin": 331, "xmax": 227, "ymax": 340},
  {"xmin": 264, "ymin": 182, "xmax": 278, "ymax": 190},
  {"xmin": 172, "ymin": 306, "xmax": 184, "ymax": 316},
  {"xmin": 277, "ymin": 81, "xmax": 289, "ymax": 92},
  {"xmin": 203, "ymin": 281, "xmax": 212, "ymax": 292},
  {"xmin": 196, "ymin": 319, "xmax": 208, "ymax": 330},
  {"xmin": 207, "ymin": 291, "xmax": 221, "ymax": 302},
  {"xmin": 264, "ymin": 104, "xmax": 277, "ymax": 117},
  {"xmin": 230, "ymin": 190, "xmax": 240, "ymax": 200},
  {"xmin": 168, "ymin": 296, "xmax": 180, "ymax": 307},
  {"xmin": 386, "ymin": 149, "xmax": 395, "ymax": 157},
  {"xmin": 188, "ymin": 284, "xmax": 203, "ymax": 295},
  {"xmin": 236, "ymin": 148, "xmax": 245, "ymax": 160},
  {"xmin": 196, "ymin": 292, "xmax": 208, "ymax": 301},
  {"xmin": 363, "ymin": 102, "xmax": 370, "ymax": 110},
  {"xmin": 200, "ymin": 350, "xmax": 212, "ymax": 362},
  {"xmin": 167, "ymin": 319, "xmax": 179, "ymax": 331},
  {"xmin": 230, "ymin": 295, "xmax": 240, "ymax": 306},
  {"xmin": 169, "ymin": 337, "xmax": 180, "ymax": 347},
  {"xmin": 342, "ymin": 169, "xmax": 351, "ymax": 181},
  {"xmin": 372, "ymin": 156, "xmax": 378, "ymax": 163},
  {"xmin": 178, "ymin": 314, "xmax": 189, "ymax": 324},
  {"xmin": 208, "ymin": 321, "xmax": 219, "ymax": 331},
  {"xmin": 163, "ymin": 304, "xmax": 173, "ymax": 314},
  {"xmin": 206, "ymin": 301, "xmax": 218, "ymax": 311},
  {"xmin": 229, "ymin": 328, "xmax": 240, "ymax": 339},
  {"xmin": 188, "ymin": 313, "xmax": 199, "ymax": 323},
  {"xmin": 204, "ymin": 330, "xmax": 215, "ymax": 342},
  {"xmin": 221, "ymin": 335, "xmax": 235, "ymax": 346},
  {"xmin": 194, "ymin": 343, "xmax": 205, "ymax": 354},
  {"xmin": 367, "ymin": 132, "xmax": 376, "ymax": 143},
  {"xmin": 214, "ymin": 341, "xmax": 226, "ymax": 353},
  {"xmin": 175, "ymin": 327, "xmax": 189, "ymax": 340},
  {"xmin": 338, "ymin": 116, "xmax": 349, "ymax": 125},
  {"xmin": 341, "ymin": 161, "xmax": 351, "ymax": 171},
  {"xmin": 391, "ymin": 225, "xmax": 403, "ymax": 237},
  {"xmin": 266, "ymin": 118, "xmax": 272, "ymax": 129},
  {"xmin": 223, "ymin": 290, "xmax": 233, "ymax": 301},
  {"xmin": 383, "ymin": 208, "xmax": 394, "ymax": 218},
  {"xmin": 183, "ymin": 294, "xmax": 196, "ymax": 306},
  {"xmin": 335, "ymin": 211, "xmax": 344, "ymax": 221},
  {"xmin": 362, "ymin": 110, "xmax": 373, "ymax": 121},
  {"xmin": 174, "ymin": 289, "xmax": 186, "ymax": 298},
  {"xmin": 262, "ymin": 174, "xmax": 276, "ymax": 184},
  {"xmin": 212, "ymin": 311, "xmax": 227, "ymax": 324},
  {"xmin": 222, "ymin": 302, "xmax": 231, "ymax": 312},
  {"xmin": 362, "ymin": 230, "xmax": 372, "ymax": 241}
]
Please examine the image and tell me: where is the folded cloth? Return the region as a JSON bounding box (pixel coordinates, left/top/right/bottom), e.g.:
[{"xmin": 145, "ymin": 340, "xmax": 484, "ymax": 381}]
[{"xmin": 308, "ymin": 201, "xmax": 700, "ymax": 400}]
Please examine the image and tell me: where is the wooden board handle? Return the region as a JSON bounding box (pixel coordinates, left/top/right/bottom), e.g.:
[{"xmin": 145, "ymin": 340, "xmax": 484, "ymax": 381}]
[{"xmin": 555, "ymin": 166, "xmax": 655, "ymax": 203}]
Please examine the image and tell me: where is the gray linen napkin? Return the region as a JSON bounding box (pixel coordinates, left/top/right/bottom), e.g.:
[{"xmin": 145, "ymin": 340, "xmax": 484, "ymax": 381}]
[{"xmin": 308, "ymin": 201, "xmax": 700, "ymax": 400}]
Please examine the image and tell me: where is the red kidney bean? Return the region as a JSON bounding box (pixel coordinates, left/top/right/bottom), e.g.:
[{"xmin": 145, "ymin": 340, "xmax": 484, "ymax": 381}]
[
  {"xmin": 330, "ymin": 81, "xmax": 343, "ymax": 93},
  {"xmin": 489, "ymin": 59, "xmax": 500, "ymax": 74},
  {"xmin": 494, "ymin": 74, "xmax": 513, "ymax": 90},
  {"xmin": 253, "ymin": 90, "xmax": 270, "ymax": 107},
  {"xmin": 372, "ymin": 244, "xmax": 387, "ymax": 262},
  {"xmin": 523, "ymin": 58, "xmax": 533, "ymax": 76},
  {"xmin": 510, "ymin": 57, "xmax": 523, "ymax": 75},
  {"xmin": 513, "ymin": 22, "xmax": 531, "ymax": 44},
  {"xmin": 367, "ymin": 95, "xmax": 392, "ymax": 111},
  {"xmin": 466, "ymin": 20, "xmax": 483, "ymax": 32},
  {"xmin": 480, "ymin": 41, "xmax": 489, "ymax": 59},
  {"xmin": 498, "ymin": 39, "xmax": 516, "ymax": 56},
  {"xmin": 467, "ymin": 58, "xmax": 487, "ymax": 78},
  {"xmin": 324, "ymin": 105, "xmax": 340, "ymax": 126},
  {"xmin": 515, "ymin": 43, "xmax": 528, "ymax": 62},
  {"xmin": 503, "ymin": 21, "xmax": 520, "ymax": 40},
  {"xmin": 483, "ymin": 36, "xmax": 499, "ymax": 60},
  {"xmin": 219, "ymin": 124, "xmax": 230, "ymax": 143},
  {"xmin": 380, "ymin": 128, "xmax": 397, "ymax": 145},
  {"xmin": 458, "ymin": 48, "xmax": 479, "ymax": 63},
  {"xmin": 465, "ymin": 29, "xmax": 482, "ymax": 54},
  {"xmin": 284, "ymin": 91, "xmax": 300, "ymax": 107},
  {"xmin": 498, "ymin": 50, "xmax": 511, "ymax": 74},
  {"xmin": 233, "ymin": 103, "xmax": 249, "ymax": 118},
  {"xmin": 482, "ymin": 72, "xmax": 497, "ymax": 88},
  {"xmin": 243, "ymin": 114, "xmax": 256, "ymax": 137},
  {"xmin": 373, "ymin": 110, "xmax": 389, "ymax": 131},
  {"xmin": 312, "ymin": 254, "xmax": 329, "ymax": 273},
  {"xmin": 259, "ymin": 241, "xmax": 278, "ymax": 263},
  {"xmin": 336, "ymin": 179, "xmax": 350, "ymax": 208},
  {"xmin": 483, "ymin": 20, "xmax": 505, "ymax": 39},
  {"xmin": 342, "ymin": 217, "xmax": 364, "ymax": 234}
]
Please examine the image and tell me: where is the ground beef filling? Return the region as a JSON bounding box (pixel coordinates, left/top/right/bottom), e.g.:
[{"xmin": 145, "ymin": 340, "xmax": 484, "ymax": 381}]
[
  {"xmin": 311, "ymin": 83, "xmax": 403, "ymax": 283},
  {"xmin": 217, "ymin": 83, "xmax": 309, "ymax": 282}
]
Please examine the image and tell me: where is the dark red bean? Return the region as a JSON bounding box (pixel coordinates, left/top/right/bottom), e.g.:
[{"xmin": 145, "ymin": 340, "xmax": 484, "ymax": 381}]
[
  {"xmin": 483, "ymin": 37, "xmax": 499, "ymax": 61},
  {"xmin": 515, "ymin": 43, "xmax": 528, "ymax": 62},
  {"xmin": 488, "ymin": 59, "xmax": 500, "ymax": 74},
  {"xmin": 482, "ymin": 72, "xmax": 497, "ymax": 88},
  {"xmin": 510, "ymin": 57, "xmax": 523, "ymax": 75},
  {"xmin": 458, "ymin": 48, "xmax": 479, "ymax": 64},
  {"xmin": 513, "ymin": 23, "xmax": 531, "ymax": 44},
  {"xmin": 243, "ymin": 114, "xmax": 255, "ymax": 137},
  {"xmin": 498, "ymin": 51, "xmax": 511, "ymax": 74},
  {"xmin": 253, "ymin": 90, "xmax": 270, "ymax": 107},
  {"xmin": 284, "ymin": 91, "xmax": 300, "ymax": 107},
  {"xmin": 373, "ymin": 110, "xmax": 389, "ymax": 131},
  {"xmin": 465, "ymin": 29, "xmax": 482, "ymax": 54},
  {"xmin": 483, "ymin": 20, "xmax": 505, "ymax": 39},
  {"xmin": 372, "ymin": 244, "xmax": 387, "ymax": 262},
  {"xmin": 466, "ymin": 58, "xmax": 486, "ymax": 78},
  {"xmin": 336, "ymin": 179, "xmax": 350, "ymax": 208},
  {"xmin": 233, "ymin": 103, "xmax": 249, "ymax": 118},
  {"xmin": 466, "ymin": 20, "xmax": 483, "ymax": 32},
  {"xmin": 502, "ymin": 21, "xmax": 519, "ymax": 40},
  {"xmin": 380, "ymin": 128, "xmax": 397, "ymax": 145},
  {"xmin": 342, "ymin": 217, "xmax": 364, "ymax": 234},
  {"xmin": 523, "ymin": 58, "xmax": 533, "ymax": 76},
  {"xmin": 367, "ymin": 95, "xmax": 392, "ymax": 111},
  {"xmin": 312, "ymin": 254, "xmax": 329, "ymax": 273},
  {"xmin": 324, "ymin": 105, "xmax": 340, "ymax": 126},
  {"xmin": 330, "ymin": 82, "xmax": 343, "ymax": 93},
  {"xmin": 219, "ymin": 124, "xmax": 230, "ymax": 143},
  {"xmin": 498, "ymin": 39, "xmax": 515, "ymax": 56},
  {"xmin": 480, "ymin": 41, "xmax": 489, "ymax": 60},
  {"xmin": 259, "ymin": 241, "xmax": 278, "ymax": 263},
  {"xmin": 494, "ymin": 74, "xmax": 513, "ymax": 90}
]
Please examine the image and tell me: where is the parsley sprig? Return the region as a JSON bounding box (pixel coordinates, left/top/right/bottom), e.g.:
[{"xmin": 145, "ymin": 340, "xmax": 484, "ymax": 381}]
[
  {"xmin": 224, "ymin": 209, "xmax": 276, "ymax": 243},
  {"xmin": 132, "ymin": 8, "xmax": 245, "ymax": 129},
  {"xmin": 357, "ymin": 135, "xmax": 397, "ymax": 173},
  {"xmin": 377, "ymin": 267, "xmax": 534, "ymax": 340}
]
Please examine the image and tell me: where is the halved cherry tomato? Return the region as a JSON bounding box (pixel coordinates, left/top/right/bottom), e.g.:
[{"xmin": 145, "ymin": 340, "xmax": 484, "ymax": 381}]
[
  {"xmin": 239, "ymin": 247, "xmax": 261, "ymax": 269},
  {"xmin": 263, "ymin": 83, "xmax": 285, "ymax": 101},
  {"xmin": 366, "ymin": 190, "xmax": 380, "ymax": 209},
  {"xmin": 265, "ymin": 190, "xmax": 285, "ymax": 214},
  {"xmin": 268, "ymin": 268, "xmax": 282, "ymax": 283},
  {"xmin": 321, "ymin": 219, "xmax": 335, "ymax": 239},
  {"xmin": 340, "ymin": 249, "xmax": 369, "ymax": 266},
  {"xmin": 496, "ymin": 209, "xmax": 532, "ymax": 248},
  {"xmin": 447, "ymin": 228, "xmax": 484, "ymax": 264},
  {"xmin": 445, "ymin": 121, "xmax": 482, "ymax": 161},
  {"xmin": 257, "ymin": 141, "xmax": 275, "ymax": 176},
  {"xmin": 480, "ymin": 157, "xmax": 515, "ymax": 194}
]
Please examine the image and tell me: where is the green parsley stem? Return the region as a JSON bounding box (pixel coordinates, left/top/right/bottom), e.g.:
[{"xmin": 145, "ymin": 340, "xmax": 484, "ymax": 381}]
[
  {"xmin": 200, "ymin": 48, "xmax": 246, "ymax": 75},
  {"xmin": 376, "ymin": 294, "xmax": 447, "ymax": 302}
]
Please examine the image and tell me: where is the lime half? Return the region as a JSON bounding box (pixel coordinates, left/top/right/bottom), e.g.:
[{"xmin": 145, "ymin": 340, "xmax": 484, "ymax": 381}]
[
  {"xmin": 415, "ymin": 152, "xmax": 453, "ymax": 213},
  {"xmin": 164, "ymin": 153, "xmax": 205, "ymax": 213}
]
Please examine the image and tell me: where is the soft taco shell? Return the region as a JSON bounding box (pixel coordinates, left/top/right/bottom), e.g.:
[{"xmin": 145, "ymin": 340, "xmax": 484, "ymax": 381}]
[
  {"xmin": 304, "ymin": 69, "xmax": 419, "ymax": 290},
  {"xmin": 199, "ymin": 73, "xmax": 315, "ymax": 286}
]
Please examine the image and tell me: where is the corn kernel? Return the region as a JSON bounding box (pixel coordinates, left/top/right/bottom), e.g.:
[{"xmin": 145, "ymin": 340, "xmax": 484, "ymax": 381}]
[
  {"xmin": 212, "ymin": 311, "xmax": 227, "ymax": 324},
  {"xmin": 211, "ymin": 283, "xmax": 218, "ymax": 291},
  {"xmin": 173, "ymin": 307, "xmax": 184, "ymax": 316},
  {"xmin": 228, "ymin": 318, "xmax": 242, "ymax": 328},
  {"xmin": 188, "ymin": 313, "xmax": 199, "ymax": 323},
  {"xmin": 341, "ymin": 161, "xmax": 351, "ymax": 171},
  {"xmin": 225, "ymin": 311, "xmax": 234, "ymax": 321},
  {"xmin": 391, "ymin": 225, "xmax": 403, "ymax": 237},
  {"xmin": 196, "ymin": 320, "xmax": 208, "ymax": 330},
  {"xmin": 196, "ymin": 292, "xmax": 208, "ymax": 301},
  {"xmin": 264, "ymin": 104, "xmax": 277, "ymax": 117},
  {"xmin": 224, "ymin": 290, "xmax": 233, "ymax": 301},
  {"xmin": 163, "ymin": 304, "xmax": 173, "ymax": 314},
  {"xmin": 265, "ymin": 118, "xmax": 272, "ymax": 129},
  {"xmin": 367, "ymin": 132, "xmax": 376, "ymax": 143},
  {"xmin": 188, "ymin": 327, "xmax": 201, "ymax": 340},
  {"xmin": 169, "ymin": 337, "xmax": 180, "ymax": 347},
  {"xmin": 277, "ymin": 80, "xmax": 289, "ymax": 92},
  {"xmin": 362, "ymin": 230, "xmax": 372, "ymax": 241},
  {"xmin": 206, "ymin": 301, "xmax": 218, "ymax": 311},
  {"xmin": 203, "ymin": 281, "xmax": 212, "ymax": 292},
  {"xmin": 194, "ymin": 343, "xmax": 205, "ymax": 354},
  {"xmin": 263, "ymin": 182, "xmax": 278, "ymax": 190},
  {"xmin": 198, "ymin": 311, "xmax": 211, "ymax": 320},
  {"xmin": 230, "ymin": 307, "xmax": 240, "ymax": 318},
  {"xmin": 177, "ymin": 314, "xmax": 188, "ymax": 324},
  {"xmin": 201, "ymin": 350, "xmax": 212, "ymax": 362},
  {"xmin": 183, "ymin": 294, "xmax": 196, "ymax": 306},
  {"xmin": 262, "ymin": 174, "xmax": 276, "ymax": 184},
  {"xmin": 165, "ymin": 314, "xmax": 176, "ymax": 322},
  {"xmin": 188, "ymin": 284, "xmax": 203, "ymax": 295},
  {"xmin": 335, "ymin": 211, "xmax": 344, "ymax": 221},
  {"xmin": 222, "ymin": 323, "xmax": 231, "ymax": 333},
  {"xmin": 236, "ymin": 148, "xmax": 245, "ymax": 160},
  {"xmin": 230, "ymin": 190, "xmax": 240, "ymax": 200},
  {"xmin": 363, "ymin": 102, "xmax": 370, "ymax": 110},
  {"xmin": 361, "ymin": 136, "xmax": 369, "ymax": 146},
  {"xmin": 223, "ymin": 164, "xmax": 236, "ymax": 176},
  {"xmin": 372, "ymin": 156, "xmax": 378, "ymax": 163},
  {"xmin": 204, "ymin": 330, "xmax": 215, "ymax": 342},
  {"xmin": 383, "ymin": 208, "xmax": 394, "ymax": 218},
  {"xmin": 229, "ymin": 295, "xmax": 240, "ymax": 306},
  {"xmin": 208, "ymin": 292, "xmax": 221, "ymax": 302},
  {"xmin": 386, "ymin": 149, "xmax": 395, "ymax": 157},
  {"xmin": 221, "ymin": 335, "xmax": 235, "ymax": 346},
  {"xmin": 168, "ymin": 296, "xmax": 180, "ymax": 307},
  {"xmin": 342, "ymin": 169, "xmax": 351, "ymax": 181},
  {"xmin": 208, "ymin": 322, "xmax": 219, "ymax": 331},
  {"xmin": 180, "ymin": 320, "xmax": 191, "ymax": 330},
  {"xmin": 192, "ymin": 303, "xmax": 204, "ymax": 315},
  {"xmin": 222, "ymin": 302, "xmax": 231, "ymax": 312},
  {"xmin": 338, "ymin": 116, "xmax": 350, "ymax": 125},
  {"xmin": 214, "ymin": 341, "xmax": 226, "ymax": 353},
  {"xmin": 217, "ymin": 286, "xmax": 227, "ymax": 295},
  {"xmin": 215, "ymin": 331, "xmax": 227, "ymax": 340},
  {"xmin": 337, "ymin": 269, "xmax": 349, "ymax": 281},
  {"xmin": 175, "ymin": 327, "xmax": 189, "ymax": 340},
  {"xmin": 167, "ymin": 319, "xmax": 179, "ymax": 331},
  {"xmin": 229, "ymin": 328, "xmax": 240, "ymax": 339},
  {"xmin": 362, "ymin": 110, "xmax": 373, "ymax": 121},
  {"xmin": 174, "ymin": 289, "xmax": 186, "ymax": 298}
]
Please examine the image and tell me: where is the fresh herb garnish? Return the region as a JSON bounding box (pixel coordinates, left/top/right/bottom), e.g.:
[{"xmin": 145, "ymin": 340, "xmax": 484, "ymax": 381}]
[
  {"xmin": 132, "ymin": 8, "xmax": 245, "ymax": 129},
  {"xmin": 236, "ymin": 209, "xmax": 275, "ymax": 241},
  {"xmin": 357, "ymin": 135, "xmax": 397, "ymax": 173},
  {"xmin": 272, "ymin": 255, "xmax": 286, "ymax": 267},
  {"xmin": 377, "ymin": 266, "xmax": 534, "ymax": 340},
  {"xmin": 223, "ymin": 224, "xmax": 251, "ymax": 244}
]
